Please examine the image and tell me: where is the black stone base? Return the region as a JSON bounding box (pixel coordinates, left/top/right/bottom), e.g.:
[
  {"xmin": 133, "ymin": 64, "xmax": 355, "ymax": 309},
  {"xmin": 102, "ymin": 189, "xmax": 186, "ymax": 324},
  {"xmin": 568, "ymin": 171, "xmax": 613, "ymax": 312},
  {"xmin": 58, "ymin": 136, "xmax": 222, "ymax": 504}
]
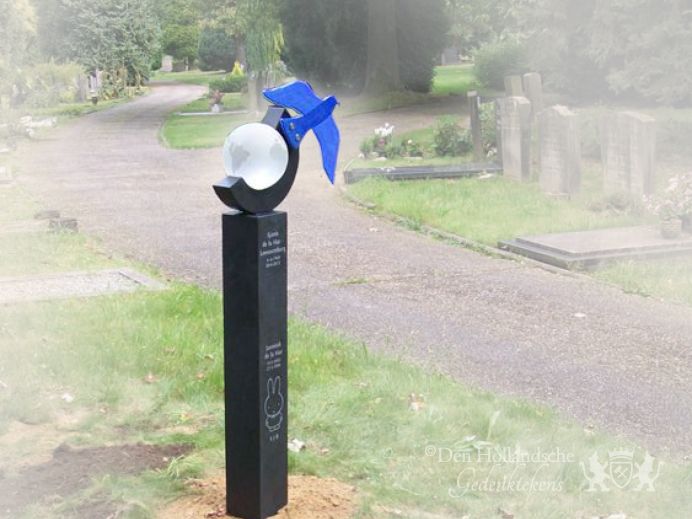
[{"xmin": 223, "ymin": 211, "xmax": 288, "ymax": 519}]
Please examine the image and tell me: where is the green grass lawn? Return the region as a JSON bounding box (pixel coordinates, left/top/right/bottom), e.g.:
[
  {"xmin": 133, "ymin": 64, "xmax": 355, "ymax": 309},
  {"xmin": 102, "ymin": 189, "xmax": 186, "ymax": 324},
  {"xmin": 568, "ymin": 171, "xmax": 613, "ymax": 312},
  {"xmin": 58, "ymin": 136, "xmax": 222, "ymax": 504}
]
[
  {"xmin": 2, "ymin": 274, "xmax": 690, "ymax": 518},
  {"xmin": 150, "ymin": 69, "xmax": 226, "ymax": 86},
  {"xmin": 28, "ymin": 94, "xmax": 143, "ymax": 120},
  {"xmin": 0, "ymin": 186, "xmax": 121, "ymax": 276},
  {"xmin": 161, "ymin": 111, "xmax": 252, "ymax": 149},
  {"xmin": 432, "ymin": 64, "xmax": 481, "ymax": 96},
  {"xmin": 348, "ymin": 175, "xmax": 646, "ymax": 246},
  {"xmin": 595, "ymin": 258, "xmax": 692, "ymax": 306},
  {"xmin": 177, "ymin": 93, "xmax": 247, "ymax": 113},
  {"xmin": 340, "ymin": 65, "xmax": 481, "ymax": 117},
  {"xmin": 2, "ymin": 184, "xmax": 690, "ymax": 518},
  {"xmin": 160, "ymin": 92, "xmax": 251, "ymax": 149},
  {"xmin": 160, "ymin": 65, "xmax": 480, "ymax": 148}
]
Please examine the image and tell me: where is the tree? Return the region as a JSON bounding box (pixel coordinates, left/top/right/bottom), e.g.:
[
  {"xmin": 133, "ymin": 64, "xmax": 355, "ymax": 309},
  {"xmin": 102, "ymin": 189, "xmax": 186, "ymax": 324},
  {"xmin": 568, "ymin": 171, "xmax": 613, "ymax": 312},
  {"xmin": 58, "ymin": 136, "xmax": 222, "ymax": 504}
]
[
  {"xmin": 281, "ymin": 0, "xmax": 367, "ymax": 91},
  {"xmin": 363, "ymin": 0, "xmax": 401, "ymax": 93},
  {"xmin": 34, "ymin": 0, "xmax": 160, "ymax": 83},
  {"xmin": 198, "ymin": 27, "xmax": 236, "ymax": 71},
  {"xmin": 154, "ymin": 0, "xmax": 202, "ymax": 67},
  {"xmin": 0, "ymin": 0, "xmax": 36, "ymax": 103},
  {"xmin": 445, "ymin": 0, "xmax": 507, "ymax": 54},
  {"xmin": 589, "ymin": 0, "xmax": 692, "ymax": 105},
  {"xmin": 508, "ymin": 0, "xmax": 607, "ymax": 101},
  {"xmin": 281, "ymin": 0, "xmax": 447, "ymax": 93},
  {"xmin": 236, "ymin": 0, "xmax": 283, "ymax": 109},
  {"xmin": 397, "ymin": 0, "xmax": 448, "ymax": 92}
]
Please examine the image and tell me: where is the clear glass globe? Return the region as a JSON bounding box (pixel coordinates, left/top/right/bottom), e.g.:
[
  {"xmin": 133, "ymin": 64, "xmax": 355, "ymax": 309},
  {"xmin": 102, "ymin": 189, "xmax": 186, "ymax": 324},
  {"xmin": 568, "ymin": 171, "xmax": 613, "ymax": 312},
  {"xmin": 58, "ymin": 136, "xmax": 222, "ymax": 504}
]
[{"xmin": 223, "ymin": 123, "xmax": 289, "ymax": 191}]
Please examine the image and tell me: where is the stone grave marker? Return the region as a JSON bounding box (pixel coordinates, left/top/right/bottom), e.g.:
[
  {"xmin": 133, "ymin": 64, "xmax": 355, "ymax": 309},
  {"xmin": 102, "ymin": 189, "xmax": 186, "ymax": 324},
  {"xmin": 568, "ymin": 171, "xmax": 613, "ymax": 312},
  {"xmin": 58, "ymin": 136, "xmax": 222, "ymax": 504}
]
[
  {"xmin": 467, "ymin": 91, "xmax": 484, "ymax": 161},
  {"xmin": 538, "ymin": 106, "xmax": 581, "ymax": 195},
  {"xmin": 523, "ymin": 72, "xmax": 544, "ymax": 118},
  {"xmin": 0, "ymin": 269, "xmax": 165, "ymax": 305},
  {"xmin": 626, "ymin": 112, "xmax": 656, "ymax": 196},
  {"xmin": 161, "ymin": 55, "xmax": 174, "ymax": 72},
  {"xmin": 0, "ymin": 165, "xmax": 12, "ymax": 185},
  {"xmin": 500, "ymin": 226, "xmax": 692, "ymax": 270},
  {"xmin": 504, "ymin": 75, "xmax": 524, "ymax": 96},
  {"xmin": 602, "ymin": 111, "xmax": 656, "ymax": 195},
  {"xmin": 498, "ymin": 97, "xmax": 532, "ymax": 182}
]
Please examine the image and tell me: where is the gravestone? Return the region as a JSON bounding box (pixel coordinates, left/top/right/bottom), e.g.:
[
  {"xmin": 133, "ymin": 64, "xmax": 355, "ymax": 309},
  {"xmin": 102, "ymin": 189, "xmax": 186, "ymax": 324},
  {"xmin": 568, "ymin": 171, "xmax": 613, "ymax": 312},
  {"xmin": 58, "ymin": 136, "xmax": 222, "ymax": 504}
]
[
  {"xmin": 523, "ymin": 73, "xmax": 544, "ymax": 118},
  {"xmin": 77, "ymin": 75, "xmax": 89, "ymax": 102},
  {"xmin": 223, "ymin": 213, "xmax": 288, "ymax": 519},
  {"xmin": 215, "ymin": 83, "xmax": 340, "ymax": 519},
  {"xmin": 467, "ymin": 91, "xmax": 484, "ymax": 161},
  {"xmin": 602, "ymin": 112, "xmax": 656, "ymax": 195},
  {"xmin": 494, "ymin": 99, "xmax": 503, "ymax": 159},
  {"xmin": 0, "ymin": 166, "xmax": 12, "ymax": 185},
  {"xmin": 161, "ymin": 55, "xmax": 174, "ymax": 73},
  {"xmin": 441, "ymin": 47, "xmax": 460, "ymax": 65},
  {"xmin": 626, "ymin": 112, "xmax": 656, "ymax": 196},
  {"xmin": 538, "ymin": 106, "xmax": 581, "ymax": 195},
  {"xmin": 498, "ymin": 97, "xmax": 532, "ymax": 182},
  {"xmin": 504, "ymin": 75, "xmax": 524, "ymax": 96}
]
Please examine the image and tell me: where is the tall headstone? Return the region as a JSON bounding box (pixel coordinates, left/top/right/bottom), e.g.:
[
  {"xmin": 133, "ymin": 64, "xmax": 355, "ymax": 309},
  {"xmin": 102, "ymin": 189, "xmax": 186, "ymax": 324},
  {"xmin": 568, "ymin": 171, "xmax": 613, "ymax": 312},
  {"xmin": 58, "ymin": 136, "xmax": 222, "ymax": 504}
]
[
  {"xmin": 494, "ymin": 99, "xmax": 503, "ymax": 160},
  {"xmin": 498, "ymin": 97, "xmax": 532, "ymax": 182},
  {"xmin": 538, "ymin": 106, "xmax": 581, "ymax": 195},
  {"xmin": 161, "ymin": 55, "xmax": 174, "ymax": 73},
  {"xmin": 601, "ymin": 112, "xmax": 656, "ymax": 195},
  {"xmin": 504, "ymin": 75, "xmax": 524, "ymax": 97},
  {"xmin": 224, "ymin": 212, "xmax": 288, "ymax": 519},
  {"xmin": 77, "ymin": 75, "xmax": 89, "ymax": 102},
  {"xmin": 523, "ymin": 73, "xmax": 544, "ymax": 118},
  {"xmin": 625, "ymin": 112, "xmax": 656, "ymax": 196},
  {"xmin": 468, "ymin": 91, "xmax": 484, "ymax": 161}
]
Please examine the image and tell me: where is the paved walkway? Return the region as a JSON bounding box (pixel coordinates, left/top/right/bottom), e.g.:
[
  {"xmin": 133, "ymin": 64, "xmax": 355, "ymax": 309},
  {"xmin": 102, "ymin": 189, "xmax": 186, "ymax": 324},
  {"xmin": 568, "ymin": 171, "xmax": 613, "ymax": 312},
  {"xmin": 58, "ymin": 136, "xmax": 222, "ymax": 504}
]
[{"xmin": 17, "ymin": 84, "xmax": 692, "ymax": 455}]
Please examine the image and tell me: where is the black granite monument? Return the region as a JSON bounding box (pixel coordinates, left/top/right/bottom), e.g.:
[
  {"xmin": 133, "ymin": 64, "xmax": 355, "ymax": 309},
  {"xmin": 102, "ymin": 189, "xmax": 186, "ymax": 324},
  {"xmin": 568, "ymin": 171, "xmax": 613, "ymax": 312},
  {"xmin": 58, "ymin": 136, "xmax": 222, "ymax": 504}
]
[{"xmin": 213, "ymin": 81, "xmax": 339, "ymax": 519}]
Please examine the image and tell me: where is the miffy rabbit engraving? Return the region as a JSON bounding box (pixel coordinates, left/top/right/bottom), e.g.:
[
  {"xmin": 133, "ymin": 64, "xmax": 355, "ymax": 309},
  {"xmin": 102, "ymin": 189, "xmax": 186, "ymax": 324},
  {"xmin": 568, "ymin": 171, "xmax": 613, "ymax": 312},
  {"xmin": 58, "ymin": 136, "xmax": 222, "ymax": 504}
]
[{"xmin": 264, "ymin": 376, "xmax": 284, "ymax": 433}]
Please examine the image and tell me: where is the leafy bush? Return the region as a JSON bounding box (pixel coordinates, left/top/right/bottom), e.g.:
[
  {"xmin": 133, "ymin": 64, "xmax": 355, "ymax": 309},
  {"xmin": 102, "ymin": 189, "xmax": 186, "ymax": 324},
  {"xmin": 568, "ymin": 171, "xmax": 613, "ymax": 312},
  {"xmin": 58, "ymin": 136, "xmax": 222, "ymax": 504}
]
[
  {"xmin": 360, "ymin": 123, "xmax": 395, "ymax": 157},
  {"xmin": 209, "ymin": 73, "xmax": 247, "ymax": 94},
  {"xmin": 644, "ymin": 173, "xmax": 692, "ymax": 221},
  {"xmin": 359, "ymin": 123, "xmax": 424, "ymax": 160},
  {"xmin": 474, "ymin": 40, "xmax": 528, "ymax": 90},
  {"xmin": 198, "ymin": 28, "xmax": 236, "ymax": 72},
  {"xmin": 400, "ymin": 138, "xmax": 423, "ymax": 157},
  {"xmin": 21, "ymin": 61, "xmax": 84, "ymax": 108},
  {"xmin": 433, "ymin": 117, "xmax": 472, "ymax": 157}
]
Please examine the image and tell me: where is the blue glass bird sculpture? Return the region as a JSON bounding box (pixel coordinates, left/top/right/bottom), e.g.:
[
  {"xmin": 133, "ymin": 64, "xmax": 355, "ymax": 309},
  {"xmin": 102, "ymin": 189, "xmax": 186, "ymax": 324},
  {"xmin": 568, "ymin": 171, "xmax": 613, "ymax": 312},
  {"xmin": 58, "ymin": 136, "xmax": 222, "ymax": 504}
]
[{"xmin": 263, "ymin": 81, "xmax": 340, "ymax": 184}]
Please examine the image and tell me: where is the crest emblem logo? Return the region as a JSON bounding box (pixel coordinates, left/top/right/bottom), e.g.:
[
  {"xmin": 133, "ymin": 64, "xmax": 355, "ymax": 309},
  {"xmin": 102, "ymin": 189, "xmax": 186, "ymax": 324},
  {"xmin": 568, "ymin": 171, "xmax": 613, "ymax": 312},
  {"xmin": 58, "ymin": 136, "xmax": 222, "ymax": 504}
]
[
  {"xmin": 580, "ymin": 449, "xmax": 662, "ymax": 492},
  {"xmin": 608, "ymin": 449, "xmax": 634, "ymax": 489}
]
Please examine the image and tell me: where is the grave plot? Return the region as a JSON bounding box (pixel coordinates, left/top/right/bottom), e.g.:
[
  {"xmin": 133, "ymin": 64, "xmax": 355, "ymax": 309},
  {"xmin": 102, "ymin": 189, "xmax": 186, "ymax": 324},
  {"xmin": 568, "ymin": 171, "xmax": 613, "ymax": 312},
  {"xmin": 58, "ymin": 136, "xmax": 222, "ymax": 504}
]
[
  {"xmin": 0, "ymin": 269, "xmax": 165, "ymax": 304},
  {"xmin": 500, "ymin": 226, "xmax": 692, "ymax": 270}
]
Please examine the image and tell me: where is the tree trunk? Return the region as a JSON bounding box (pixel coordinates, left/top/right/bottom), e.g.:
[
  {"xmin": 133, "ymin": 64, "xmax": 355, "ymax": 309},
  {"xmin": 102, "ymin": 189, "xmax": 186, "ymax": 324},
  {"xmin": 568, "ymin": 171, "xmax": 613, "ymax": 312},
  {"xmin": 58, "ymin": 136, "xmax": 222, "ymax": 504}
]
[
  {"xmin": 248, "ymin": 71, "xmax": 269, "ymax": 114},
  {"xmin": 236, "ymin": 40, "xmax": 247, "ymax": 69},
  {"xmin": 364, "ymin": 0, "xmax": 402, "ymax": 94}
]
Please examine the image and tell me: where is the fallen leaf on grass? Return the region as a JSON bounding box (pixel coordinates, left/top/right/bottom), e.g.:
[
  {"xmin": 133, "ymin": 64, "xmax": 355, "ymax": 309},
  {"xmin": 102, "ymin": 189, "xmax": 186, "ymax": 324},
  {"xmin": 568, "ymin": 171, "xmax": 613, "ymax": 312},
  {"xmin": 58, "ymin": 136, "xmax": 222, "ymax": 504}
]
[
  {"xmin": 206, "ymin": 506, "xmax": 225, "ymax": 517},
  {"xmin": 409, "ymin": 393, "xmax": 425, "ymax": 412},
  {"xmin": 288, "ymin": 438, "xmax": 306, "ymax": 453}
]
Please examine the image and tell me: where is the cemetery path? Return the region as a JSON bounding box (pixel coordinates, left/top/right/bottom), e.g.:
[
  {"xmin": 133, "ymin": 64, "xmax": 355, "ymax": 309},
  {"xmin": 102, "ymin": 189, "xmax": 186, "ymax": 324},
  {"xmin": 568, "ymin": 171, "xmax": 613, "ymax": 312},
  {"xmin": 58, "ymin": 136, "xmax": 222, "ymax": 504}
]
[{"xmin": 17, "ymin": 83, "xmax": 692, "ymax": 456}]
